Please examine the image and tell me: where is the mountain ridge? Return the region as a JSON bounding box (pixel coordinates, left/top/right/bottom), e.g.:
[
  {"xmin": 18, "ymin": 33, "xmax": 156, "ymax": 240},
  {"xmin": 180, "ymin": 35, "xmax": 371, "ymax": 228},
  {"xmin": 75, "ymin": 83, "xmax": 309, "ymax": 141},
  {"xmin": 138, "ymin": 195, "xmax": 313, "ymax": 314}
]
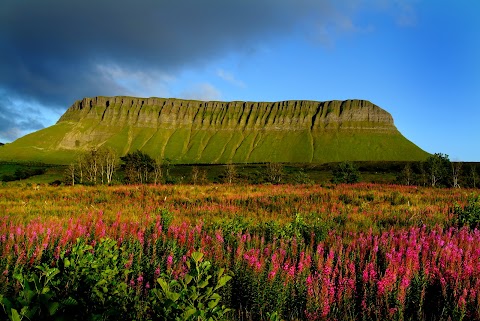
[{"xmin": 0, "ymin": 96, "xmax": 429, "ymax": 164}]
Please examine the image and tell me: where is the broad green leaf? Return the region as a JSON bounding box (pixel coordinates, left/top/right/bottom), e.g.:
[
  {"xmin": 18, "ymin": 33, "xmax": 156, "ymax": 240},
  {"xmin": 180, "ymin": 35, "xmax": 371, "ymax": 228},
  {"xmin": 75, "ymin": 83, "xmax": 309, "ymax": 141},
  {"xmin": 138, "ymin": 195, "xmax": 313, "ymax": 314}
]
[
  {"xmin": 157, "ymin": 278, "xmax": 169, "ymax": 293},
  {"xmin": 48, "ymin": 302, "xmax": 60, "ymax": 316},
  {"xmin": 183, "ymin": 307, "xmax": 197, "ymax": 319},
  {"xmin": 210, "ymin": 293, "xmax": 220, "ymax": 300},
  {"xmin": 166, "ymin": 292, "xmax": 180, "ymax": 302},
  {"xmin": 198, "ymin": 280, "xmax": 208, "ymax": 288},
  {"xmin": 215, "ymin": 275, "xmax": 232, "ymax": 290},
  {"xmin": 191, "ymin": 252, "xmax": 203, "ymax": 263},
  {"xmin": 208, "ymin": 299, "xmax": 219, "ymax": 309},
  {"xmin": 184, "ymin": 274, "xmax": 193, "ymax": 285},
  {"xmin": 11, "ymin": 308, "xmax": 21, "ymax": 321}
]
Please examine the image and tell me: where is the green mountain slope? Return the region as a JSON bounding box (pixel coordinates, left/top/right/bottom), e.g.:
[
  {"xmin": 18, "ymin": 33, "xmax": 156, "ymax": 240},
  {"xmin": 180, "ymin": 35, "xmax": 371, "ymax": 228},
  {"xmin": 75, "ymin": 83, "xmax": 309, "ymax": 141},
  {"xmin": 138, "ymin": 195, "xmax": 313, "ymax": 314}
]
[{"xmin": 0, "ymin": 96, "xmax": 429, "ymax": 164}]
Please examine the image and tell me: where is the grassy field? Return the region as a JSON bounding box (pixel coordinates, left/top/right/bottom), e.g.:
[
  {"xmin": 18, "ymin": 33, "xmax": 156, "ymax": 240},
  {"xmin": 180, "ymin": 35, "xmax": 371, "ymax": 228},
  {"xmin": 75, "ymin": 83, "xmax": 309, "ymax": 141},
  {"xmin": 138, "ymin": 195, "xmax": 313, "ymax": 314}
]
[{"xmin": 0, "ymin": 183, "xmax": 479, "ymax": 320}]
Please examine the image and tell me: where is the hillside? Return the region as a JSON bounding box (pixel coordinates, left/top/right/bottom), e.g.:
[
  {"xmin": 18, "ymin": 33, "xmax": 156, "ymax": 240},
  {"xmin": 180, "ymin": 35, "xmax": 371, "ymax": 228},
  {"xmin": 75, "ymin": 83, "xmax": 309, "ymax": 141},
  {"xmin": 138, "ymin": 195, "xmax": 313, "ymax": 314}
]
[{"xmin": 0, "ymin": 96, "xmax": 429, "ymax": 164}]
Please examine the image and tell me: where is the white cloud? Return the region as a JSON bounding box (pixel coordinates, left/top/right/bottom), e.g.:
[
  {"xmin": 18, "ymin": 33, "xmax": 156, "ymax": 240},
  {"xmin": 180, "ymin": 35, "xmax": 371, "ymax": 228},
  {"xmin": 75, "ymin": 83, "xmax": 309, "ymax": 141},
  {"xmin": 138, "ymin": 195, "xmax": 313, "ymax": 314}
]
[
  {"xmin": 216, "ymin": 69, "xmax": 246, "ymax": 88},
  {"xmin": 96, "ymin": 64, "xmax": 175, "ymax": 98},
  {"xmin": 180, "ymin": 83, "xmax": 222, "ymax": 101}
]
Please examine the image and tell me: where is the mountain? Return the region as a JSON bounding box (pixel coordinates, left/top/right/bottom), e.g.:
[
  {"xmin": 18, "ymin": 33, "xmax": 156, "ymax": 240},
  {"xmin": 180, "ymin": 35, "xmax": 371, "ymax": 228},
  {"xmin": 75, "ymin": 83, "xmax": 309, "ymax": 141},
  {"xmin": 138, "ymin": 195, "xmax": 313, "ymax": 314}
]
[{"xmin": 0, "ymin": 96, "xmax": 429, "ymax": 164}]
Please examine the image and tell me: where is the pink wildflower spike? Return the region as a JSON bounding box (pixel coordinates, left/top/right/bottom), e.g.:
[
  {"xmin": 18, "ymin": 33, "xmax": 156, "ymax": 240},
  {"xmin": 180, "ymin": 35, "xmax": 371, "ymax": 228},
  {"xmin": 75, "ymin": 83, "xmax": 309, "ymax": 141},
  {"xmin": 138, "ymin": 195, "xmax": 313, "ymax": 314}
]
[{"xmin": 167, "ymin": 255, "xmax": 174, "ymax": 270}]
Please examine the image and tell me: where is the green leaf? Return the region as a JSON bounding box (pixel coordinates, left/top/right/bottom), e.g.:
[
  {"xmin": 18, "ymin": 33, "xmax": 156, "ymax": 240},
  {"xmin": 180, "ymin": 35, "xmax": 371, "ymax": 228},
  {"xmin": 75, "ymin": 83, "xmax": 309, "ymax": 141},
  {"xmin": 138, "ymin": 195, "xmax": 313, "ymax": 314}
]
[
  {"xmin": 191, "ymin": 252, "xmax": 203, "ymax": 263},
  {"xmin": 64, "ymin": 258, "xmax": 70, "ymax": 268},
  {"xmin": 10, "ymin": 308, "xmax": 22, "ymax": 321},
  {"xmin": 157, "ymin": 278, "xmax": 169, "ymax": 293},
  {"xmin": 215, "ymin": 275, "xmax": 232, "ymax": 290},
  {"xmin": 208, "ymin": 299, "xmax": 219, "ymax": 309},
  {"xmin": 184, "ymin": 274, "xmax": 193, "ymax": 285},
  {"xmin": 166, "ymin": 292, "xmax": 180, "ymax": 302},
  {"xmin": 62, "ymin": 297, "xmax": 78, "ymax": 306},
  {"xmin": 48, "ymin": 302, "xmax": 60, "ymax": 316},
  {"xmin": 183, "ymin": 307, "xmax": 197, "ymax": 319},
  {"xmin": 198, "ymin": 280, "xmax": 208, "ymax": 289},
  {"xmin": 210, "ymin": 293, "xmax": 220, "ymax": 300}
]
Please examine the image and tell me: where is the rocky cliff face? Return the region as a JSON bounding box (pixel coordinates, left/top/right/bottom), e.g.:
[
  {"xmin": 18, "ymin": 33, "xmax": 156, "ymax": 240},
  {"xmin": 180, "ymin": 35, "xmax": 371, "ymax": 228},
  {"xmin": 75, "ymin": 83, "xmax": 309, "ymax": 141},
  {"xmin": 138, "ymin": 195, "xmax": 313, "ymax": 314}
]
[
  {"xmin": 58, "ymin": 96, "xmax": 395, "ymax": 132},
  {"xmin": 0, "ymin": 96, "xmax": 428, "ymax": 164}
]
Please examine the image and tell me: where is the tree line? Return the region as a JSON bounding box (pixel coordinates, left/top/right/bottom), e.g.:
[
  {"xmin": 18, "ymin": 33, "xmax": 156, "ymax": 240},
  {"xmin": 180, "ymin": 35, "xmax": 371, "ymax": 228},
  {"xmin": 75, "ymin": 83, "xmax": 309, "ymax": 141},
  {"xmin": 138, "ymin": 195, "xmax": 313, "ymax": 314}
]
[
  {"xmin": 333, "ymin": 153, "xmax": 478, "ymax": 188},
  {"xmin": 64, "ymin": 148, "xmax": 478, "ymax": 188}
]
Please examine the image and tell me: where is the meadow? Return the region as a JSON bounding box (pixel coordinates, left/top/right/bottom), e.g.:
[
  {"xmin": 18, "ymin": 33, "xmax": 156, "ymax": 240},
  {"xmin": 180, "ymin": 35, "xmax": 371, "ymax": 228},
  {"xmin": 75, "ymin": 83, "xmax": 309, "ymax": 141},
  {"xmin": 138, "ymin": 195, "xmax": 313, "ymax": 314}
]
[{"xmin": 0, "ymin": 183, "xmax": 479, "ymax": 320}]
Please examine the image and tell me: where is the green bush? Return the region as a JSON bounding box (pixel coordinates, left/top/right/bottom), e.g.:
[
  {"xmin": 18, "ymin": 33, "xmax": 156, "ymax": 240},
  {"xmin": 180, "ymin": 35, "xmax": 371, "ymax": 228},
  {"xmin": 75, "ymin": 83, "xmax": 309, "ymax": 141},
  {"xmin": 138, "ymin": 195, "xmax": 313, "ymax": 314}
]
[
  {"xmin": 0, "ymin": 264, "xmax": 62, "ymax": 321},
  {"xmin": 332, "ymin": 162, "xmax": 360, "ymax": 184},
  {"xmin": 151, "ymin": 252, "xmax": 232, "ymax": 321},
  {"xmin": 454, "ymin": 194, "xmax": 480, "ymax": 229}
]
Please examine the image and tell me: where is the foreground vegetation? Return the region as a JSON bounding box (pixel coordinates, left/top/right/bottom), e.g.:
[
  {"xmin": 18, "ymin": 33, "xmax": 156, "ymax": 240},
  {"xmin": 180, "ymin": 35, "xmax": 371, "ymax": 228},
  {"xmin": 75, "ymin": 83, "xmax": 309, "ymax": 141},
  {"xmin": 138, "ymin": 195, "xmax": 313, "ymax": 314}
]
[{"xmin": 1, "ymin": 183, "xmax": 479, "ymax": 320}]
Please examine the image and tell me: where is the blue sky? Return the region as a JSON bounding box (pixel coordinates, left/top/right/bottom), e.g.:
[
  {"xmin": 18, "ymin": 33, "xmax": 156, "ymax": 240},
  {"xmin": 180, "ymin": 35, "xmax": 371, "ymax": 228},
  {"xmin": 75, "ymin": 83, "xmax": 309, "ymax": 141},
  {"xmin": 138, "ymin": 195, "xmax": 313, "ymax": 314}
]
[{"xmin": 1, "ymin": 0, "xmax": 479, "ymax": 160}]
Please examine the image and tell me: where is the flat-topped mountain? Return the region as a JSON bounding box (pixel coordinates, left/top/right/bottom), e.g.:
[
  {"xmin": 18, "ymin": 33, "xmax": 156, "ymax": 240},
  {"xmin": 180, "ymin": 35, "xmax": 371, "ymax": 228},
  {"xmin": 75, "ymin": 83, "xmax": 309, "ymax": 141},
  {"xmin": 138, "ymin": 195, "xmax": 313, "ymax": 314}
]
[{"xmin": 0, "ymin": 96, "xmax": 428, "ymax": 164}]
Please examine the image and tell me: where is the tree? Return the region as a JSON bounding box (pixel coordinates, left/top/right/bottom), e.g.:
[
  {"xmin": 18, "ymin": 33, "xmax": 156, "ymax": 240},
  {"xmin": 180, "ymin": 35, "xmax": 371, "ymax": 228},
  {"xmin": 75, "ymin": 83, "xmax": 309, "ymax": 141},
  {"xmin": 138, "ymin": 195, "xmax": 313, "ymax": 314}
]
[
  {"xmin": 416, "ymin": 162, "xmax": 428, "ymax": 187},
  {"xmin": 293, "ymin": 168, "xmax": 313, "ymax": 185},
  {"xmin": 224, "ymin": 163, "xmax": 237, "ymax": 184},
  {"xmin": 266, "ymin": 162, "xmax": 284, "ymax": 184},
  {"xmin": 469, "ymin": 164, "xmax": 478, "ymax": 188},
  {"xmin": 65, "ymin": 163, "xmax": 76, "ymax": 186},
  {"xmin": 191, "ymin": 166, "xmax": 200, "ymax": 185},
  {"xmin": 152, "ymin": 157, "xmax": 163, "ymax": 185},
  {"xmin": 121, "ymin": 150, "xmax": 155, "ymax": 184},
  {"xmin": 84, "ymin": 148, "xmax": 101, "ymax": 184},
  {"xmin": 163, "ymin": 158, "xmax": 173, "ymax": 183},
  {"xmin": 102, "ymin": 147, "xmax": 117, "ymax": 184},
  {"xmin": 73, "ymin": 147, "xmax": 117, "ymax": 185},
  {"xmin": 199, "ymin": 169, "xmax": 208, "ymax": 185},
  {"xmin": 332, "ymin": 162, "xmax": 360, "ymax": 184},
  {"xmin": 451, "ymin": 161, "xmax": 462, "ymax": 188},
  {"xmin": 398, "ymin": 163, "xmax": 413, "ymax": 186},
  {"xmin": 425, "ymin": 153, "xmax": 450, "ymax": 187}
]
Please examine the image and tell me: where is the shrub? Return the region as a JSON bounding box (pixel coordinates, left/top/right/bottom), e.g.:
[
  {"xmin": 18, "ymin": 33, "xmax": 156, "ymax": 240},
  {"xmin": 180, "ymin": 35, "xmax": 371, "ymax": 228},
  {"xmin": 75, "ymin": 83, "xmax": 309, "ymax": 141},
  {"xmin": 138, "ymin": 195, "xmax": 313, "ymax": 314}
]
[
  {"xmin": 332, "ymin": 162, "xmax": 360, "ymax": 184},
  {"xmin": 454, "ymin": 194, "xmax": 480, "ymax": 229},
  {"xmin": 151, "ymin": 252, "xmax": 232, "ymax": 320}
]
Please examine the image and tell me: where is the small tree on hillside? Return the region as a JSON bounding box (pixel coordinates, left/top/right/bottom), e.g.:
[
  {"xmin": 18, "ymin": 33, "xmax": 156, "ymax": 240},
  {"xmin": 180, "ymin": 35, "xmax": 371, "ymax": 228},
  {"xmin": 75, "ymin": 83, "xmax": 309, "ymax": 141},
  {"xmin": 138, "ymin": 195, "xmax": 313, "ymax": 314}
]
[{"xmin": 332, "ymin": 162, "xmax": 360, "ymax": 184}]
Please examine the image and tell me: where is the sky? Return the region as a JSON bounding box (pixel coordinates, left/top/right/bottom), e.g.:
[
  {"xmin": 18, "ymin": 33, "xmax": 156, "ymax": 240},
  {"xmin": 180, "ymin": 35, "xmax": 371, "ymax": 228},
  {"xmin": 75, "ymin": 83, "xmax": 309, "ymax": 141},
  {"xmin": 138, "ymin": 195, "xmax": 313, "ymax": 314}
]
[{"xmin": 1, "ymin": 0, "xmax": 479, "ymax": 161}]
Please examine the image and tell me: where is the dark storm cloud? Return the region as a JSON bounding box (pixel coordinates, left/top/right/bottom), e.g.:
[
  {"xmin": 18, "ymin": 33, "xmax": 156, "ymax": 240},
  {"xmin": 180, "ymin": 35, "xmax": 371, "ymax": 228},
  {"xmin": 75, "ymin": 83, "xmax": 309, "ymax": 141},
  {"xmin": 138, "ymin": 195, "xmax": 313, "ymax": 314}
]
[{"xmin": 0, "ymin": 0, "xmax": 331, "ymax": 109}]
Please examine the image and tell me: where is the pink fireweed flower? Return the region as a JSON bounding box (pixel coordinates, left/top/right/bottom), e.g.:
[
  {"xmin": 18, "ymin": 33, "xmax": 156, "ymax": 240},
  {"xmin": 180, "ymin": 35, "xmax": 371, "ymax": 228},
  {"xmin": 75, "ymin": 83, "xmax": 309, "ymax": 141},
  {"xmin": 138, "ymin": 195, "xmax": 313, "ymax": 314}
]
[
  {"xmin": 268, "ymin": 269, "xmax": 277, "ymax": 280},
  {"xmin": 167, "ymin": 255, "xmax": 174, "ymax": 270},
  {"xmin": 215, "ymin": 231, "xmax": 224, "ymax": 243}
]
